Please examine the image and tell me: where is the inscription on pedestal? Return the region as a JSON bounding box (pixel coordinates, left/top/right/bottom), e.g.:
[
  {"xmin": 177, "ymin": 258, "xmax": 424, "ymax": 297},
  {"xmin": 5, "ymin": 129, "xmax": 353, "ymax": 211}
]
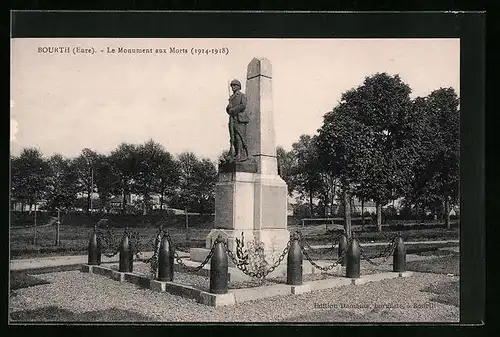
[
  {"xmin": 215, "ymin": 184, "xmax": 233, "ymax": 229},
  {"xmin": 261, "ymin": 185, "xmax": 287, "ymax": 229}
]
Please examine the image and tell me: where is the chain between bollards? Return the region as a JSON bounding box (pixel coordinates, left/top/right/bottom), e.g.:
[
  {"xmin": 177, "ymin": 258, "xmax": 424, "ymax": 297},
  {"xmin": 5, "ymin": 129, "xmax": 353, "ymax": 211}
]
[
  {"xmin": 297, "ymin": 231, "xmax": 346, "ymax": 272},
  {"xmin": 359, "ymin": 236, "xmax": 399, "ymax": 266}
]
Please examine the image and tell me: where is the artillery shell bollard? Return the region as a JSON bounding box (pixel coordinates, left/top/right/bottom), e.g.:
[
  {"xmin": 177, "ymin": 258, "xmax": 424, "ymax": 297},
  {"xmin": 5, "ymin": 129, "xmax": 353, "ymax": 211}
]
[
  {"xmin": 393, "ymin": 236, "xmax": 406, "ymax": 272},
  {"xmin": 119, "ymin": 232, "xmax": 133, "ymax": 273},
  {"xmin": 88, "ymin": 230, "xmax": 101, "ymax": 265},
  {"xmin": 346, "ymin": 237, "xmax": 360, "ymax": 279},
  {"xmin": 287, "ymin": 234, "xmax": 303, "ymax": 285},
  {"xmin": 338, "ymin": 234, "xmax": 348, "ymax": 266},
  {"xmin": 158, "ymin": 234, "xmax": 174, "ymax": 282},
  {"xmin": 209, "ymin": 237, "xmax": 228, "ymax": 294}
]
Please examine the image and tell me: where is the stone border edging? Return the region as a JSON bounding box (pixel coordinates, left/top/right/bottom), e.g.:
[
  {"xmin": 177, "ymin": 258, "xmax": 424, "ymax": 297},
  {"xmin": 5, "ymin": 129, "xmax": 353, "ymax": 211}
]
[{"xmin": 80, "ymin": 264, "xmax": 413, "ymax": 307}]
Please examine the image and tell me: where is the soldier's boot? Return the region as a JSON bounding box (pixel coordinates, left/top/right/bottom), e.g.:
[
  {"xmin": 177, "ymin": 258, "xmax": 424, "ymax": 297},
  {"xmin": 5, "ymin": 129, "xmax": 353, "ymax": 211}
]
[{"xmin": 238, "ymin": 148, "xmax": 249, "ymax": 162}]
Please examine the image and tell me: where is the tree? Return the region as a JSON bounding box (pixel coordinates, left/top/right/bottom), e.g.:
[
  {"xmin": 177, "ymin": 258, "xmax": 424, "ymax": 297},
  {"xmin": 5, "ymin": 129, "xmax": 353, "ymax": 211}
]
[
  {"xmin": 74, "ymin": 148, "xmax": 99, "ymax": 214},
  {"xmin": 311, "ymin": 135, "xmax": 339, "ymax": 218},
  {"xmin": 406, "ymin": 88, "xmax": 460, "ymax": 228},
  {"xmin": 193, "ymin": 158, "xmax": 218, "ymax": 214},
  {"xmin": 10, "ymin": 148, "xmax": 51, "ymax": 213},
  {"xmin": 153, "ymin": 150, "xmax": 180, "ymax": 211},
  {"xmin": 11, "ymin": 155, "xmax": 25, "ymax": 210},
  {"xmin": 93, "ymin": 154, "xmax": 121, "ymax": 213},
  {"xmin": 276, "ymin": 146, "xmax": 295, "ymax": 190},
  {"xmin": 288, "ymin": 135, "xmax": 322, "ymax": 217},
  {"xmin": 317, "ymin": 104, "xmax": 375, "ymax": 235},
  {"xmin": 46, "ymin": 154, "xmax": 79, "ymax": 211},
  {"xmin": 175, "ymin": 152, "xmax": 217, "ymax": 214},
  {"xmin": 330, "ymin": 73, "xmax": 419, "ymax": 231},
  {"xmin": 109, "ymin": 143, "xmax": 140, "ymax": 213},
  {"xmin": 133, "ymin": 139, "xmax": 171, "ymax": 215}
]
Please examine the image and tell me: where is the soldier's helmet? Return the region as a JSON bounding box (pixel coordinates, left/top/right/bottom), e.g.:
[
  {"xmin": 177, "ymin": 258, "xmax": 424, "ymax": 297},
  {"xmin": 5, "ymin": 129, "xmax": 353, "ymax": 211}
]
[{"xmin": 230, "ymin": 79, "xmax": 241, "ymax": 88}]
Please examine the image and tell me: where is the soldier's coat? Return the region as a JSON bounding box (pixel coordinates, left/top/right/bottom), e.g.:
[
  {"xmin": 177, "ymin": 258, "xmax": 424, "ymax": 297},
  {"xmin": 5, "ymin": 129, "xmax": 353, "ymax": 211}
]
[{"xmin": 226, "ymin": 90, "xmax": 249, "ymax": 123}]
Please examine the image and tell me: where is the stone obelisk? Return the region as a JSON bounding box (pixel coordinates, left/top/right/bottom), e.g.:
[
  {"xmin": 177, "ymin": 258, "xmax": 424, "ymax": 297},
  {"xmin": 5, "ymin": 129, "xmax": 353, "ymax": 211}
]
[
  {"xmin": 190, "ymin": 58, "xmax": 289, "ymax": 265},
  {"xmin": 245, "ymin": 58, "xmax": 289, "ymax": 243}
]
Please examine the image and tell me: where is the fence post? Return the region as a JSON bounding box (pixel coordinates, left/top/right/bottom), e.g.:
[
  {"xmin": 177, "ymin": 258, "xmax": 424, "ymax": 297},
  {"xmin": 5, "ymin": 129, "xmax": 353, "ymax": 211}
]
[
  {"xmin": 33, "ymin": 206, "xmax": 37, "ymax": 245},
  {"xmin": 56, "ymin": 221, "xmax": 60, "ymax": 246},
  {"xmin": 56, "ymin": 209, "xmax": 61, "ymax": 246},
  {"xmin": 209, "ymin": 236, "xmax": 228, "ymax": 294},
  {"xmin": 88, "ymin": 228, "xmax": 101, "ymax": 265},
  {"xmin": 393, "ymin": 236, "xmax": 406, "ymax": 272},
  {"xmin": 338, "ymin": 233, "xmax": 348, "ymax": 266},
  {"xmin": 346, "ymin": 237, "xmax": 360, "ymax": 278},
  {"xmin": 287, "ymin": 233, "xmax": 303, "ymax": 285},
  {"xmin": 158, "ymin": 234, "xmax": 174, "ymax": 281},
  {"xmin": 119, "ymin": 230, "xmax": 133, "ymax": 273}
]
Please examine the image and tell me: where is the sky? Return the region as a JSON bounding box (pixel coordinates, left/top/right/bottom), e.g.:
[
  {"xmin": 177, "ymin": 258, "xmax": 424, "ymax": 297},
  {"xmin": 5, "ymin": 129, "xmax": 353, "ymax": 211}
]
[{"xmin": 10, "ymin": 38, "xmax": 459, "ymax": 163}]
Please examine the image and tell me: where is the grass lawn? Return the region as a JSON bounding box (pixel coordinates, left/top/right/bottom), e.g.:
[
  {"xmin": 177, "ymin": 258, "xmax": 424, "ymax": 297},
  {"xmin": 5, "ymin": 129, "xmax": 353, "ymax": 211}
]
[
  {"xmin": 10, "ymin": 222, "xmax": 459, "ymax": 259},
  {"xmin": 10, "ymin": 225, "xmax": 208, "ymax": 258},
  {"xmin": 421, "ymin": 281, "xmax": 459, "ymax": 307},
  {"xmin": 406, "ymin": 253, "xmax": 460, "ymax": 275},
  {"xmin": 10, "ymin": 306, "xmax": 154, "ymax": 322},
  {"xmin": 306, "ymin": 228, "xmax": 459, "ymax": 245},
  {"xmin": 305, "ymin": 242, "xmax": 459, "ymax": 261}
]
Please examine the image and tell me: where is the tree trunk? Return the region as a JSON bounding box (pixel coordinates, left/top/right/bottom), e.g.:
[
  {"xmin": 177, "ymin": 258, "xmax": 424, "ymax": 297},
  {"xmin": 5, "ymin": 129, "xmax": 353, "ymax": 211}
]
[
  {"xmin": 309, "ymin": 187, "xmax": 314, "ymax": 217},
  {"xmin": 361, "ymin": 199, "xmax": 365, "ymax": 227},
  {"xmin": 444, "ymin": 197, "xmax": 450, "ymax": 229},
  {"xmin": 332, "ymin": 184, "xmax": 336, "ymax": 217},
  {"xmin": 376, "ymin": 202, "xmax": 382, "ymax": 232},
  {"xmin": 323, "ymin": 194, "xmax": 328, "ymax": 217},
  {"xmin": 87, "ymin": 190, "xmax": 91, "ymax": 214},
  {"xmin": 160, "ymin": 192, "xmax": 164, "ymax": 211},
  {"xmin": 343, "ymin": 189, "xmax": 351, "ymax": 237},
  {"xmin": 121, "ymin": 180, "xmax": 127, "ymax": 214}
]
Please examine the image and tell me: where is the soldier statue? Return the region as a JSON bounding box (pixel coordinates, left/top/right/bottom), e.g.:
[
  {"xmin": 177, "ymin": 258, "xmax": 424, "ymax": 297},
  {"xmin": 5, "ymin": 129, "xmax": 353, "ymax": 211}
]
[{"xmin": 226, "ymin": 79, "xmax": 249, "ymax": 162}]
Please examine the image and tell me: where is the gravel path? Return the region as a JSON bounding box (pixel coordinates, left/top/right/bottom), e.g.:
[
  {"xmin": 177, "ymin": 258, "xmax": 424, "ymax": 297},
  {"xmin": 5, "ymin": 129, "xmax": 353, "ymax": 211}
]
[{"xmin": 10, "ymin": 269, "xmax": 458, "ymax": 322}]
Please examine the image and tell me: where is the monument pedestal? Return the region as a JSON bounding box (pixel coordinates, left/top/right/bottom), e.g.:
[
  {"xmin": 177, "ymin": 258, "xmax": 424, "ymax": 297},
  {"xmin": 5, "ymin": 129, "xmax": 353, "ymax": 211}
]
[{"xmin": 190, "ymin": 166, "xmax": 290, "ymax": 266}]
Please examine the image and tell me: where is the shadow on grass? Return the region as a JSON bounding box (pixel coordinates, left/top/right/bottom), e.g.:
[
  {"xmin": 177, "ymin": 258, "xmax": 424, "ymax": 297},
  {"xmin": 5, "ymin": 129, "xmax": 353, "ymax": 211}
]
[
  {"xmin": 13, "ymin": 263, "xmax": 83, "ymax": 275},
  {"xmin": 10, "ymin": 306, "xmax": 155, "ymax": 322},
  {"xmin": 421, "ymin": 281, "xmax": 459, "ymax": 307},
  {"xmin": 10, "ymin": 271, "xmax": 50, "ymax": 291},
  {"xmin": 415, "ymin": 250, "xmax": 459, "ymax": 257},
  {"xmin": 406, "ymin": 254, "xmax": 459, "ymax": 276}
]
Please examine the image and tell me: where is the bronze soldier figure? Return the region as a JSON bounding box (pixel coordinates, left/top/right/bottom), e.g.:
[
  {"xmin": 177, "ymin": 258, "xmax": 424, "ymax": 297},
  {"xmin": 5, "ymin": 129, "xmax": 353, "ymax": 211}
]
[{"xmin": 226, "ymin": 79, "xmax": 249, "ymax": 162}]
